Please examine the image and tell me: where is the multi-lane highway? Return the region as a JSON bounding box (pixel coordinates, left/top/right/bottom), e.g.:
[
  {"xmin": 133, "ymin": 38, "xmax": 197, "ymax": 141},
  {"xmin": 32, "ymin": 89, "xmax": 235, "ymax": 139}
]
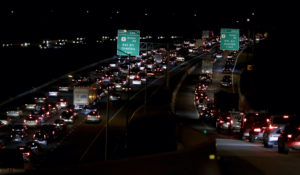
[{"xmin": 173, "ymin": 45, "xmax": 300, "ymax": 175}]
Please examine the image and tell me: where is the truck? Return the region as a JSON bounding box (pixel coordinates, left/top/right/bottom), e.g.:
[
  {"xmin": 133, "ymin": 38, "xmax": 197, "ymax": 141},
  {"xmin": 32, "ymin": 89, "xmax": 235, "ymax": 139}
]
[
  {"xmin": 201, "ymin": 57, "xmax": 215, "ymax": 74},
  {"xmin": 73, "ymin": 86, "xmax": 97, "ymax": 110}
]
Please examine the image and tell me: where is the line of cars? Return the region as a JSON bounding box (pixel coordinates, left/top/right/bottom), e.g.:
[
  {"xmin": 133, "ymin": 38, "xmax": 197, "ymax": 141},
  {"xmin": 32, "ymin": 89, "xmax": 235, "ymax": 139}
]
[
  {"xmin": 195, "ymin": 72, "xmax": 215, "ymax": 121},
  {"xmin": 1, "ymin": 41, "xmax": 195, "ymax": 166},
  {"xmin": 213, "ymin": 47, "xmax": 300, "ymax": 154}
]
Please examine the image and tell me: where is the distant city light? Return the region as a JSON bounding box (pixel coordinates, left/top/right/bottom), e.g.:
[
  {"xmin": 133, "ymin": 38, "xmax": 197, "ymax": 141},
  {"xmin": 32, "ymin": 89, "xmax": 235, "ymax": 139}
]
[
  {"xmin": 252, "ymin": 12, "xmax": 255, "ymax": 16},
  {"xmin": 247, "ymin": 18, "xmax": 250, "ymax": 22}
]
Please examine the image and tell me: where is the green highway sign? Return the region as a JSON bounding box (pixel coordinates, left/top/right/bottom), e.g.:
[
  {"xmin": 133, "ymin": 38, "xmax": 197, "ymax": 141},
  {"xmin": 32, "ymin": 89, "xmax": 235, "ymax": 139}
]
[
  {"xmin": 220, "ymin": 28, "xmax": 239, "ymax": 51},
  {"xmin": 117, "ymin": 30, "xmax": 140, "ymax": 56}
]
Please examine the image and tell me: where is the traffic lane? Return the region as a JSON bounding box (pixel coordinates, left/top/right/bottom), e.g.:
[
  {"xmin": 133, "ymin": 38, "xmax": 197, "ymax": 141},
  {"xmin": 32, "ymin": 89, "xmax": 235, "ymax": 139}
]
[
  {"xmin": 217, "ymin": 138, "xmax": 300, "ymax": 175},
  {"xmin": 36, "ymin": 54, "xmax": 208, "ymax": 169},
  {"xmin": 37, "ymin": 117, "xmax": 107, "ymax": 168},
  {"xmin": 36, "ymin": 73, "xmax": 168, "ymax": 167},
  {"xmin": 174, "ymin": 66, "xmax": 201, "ymax": 120},
  {"xmin": 79, "ymin": 56, "xmax": 204, "ymax": 162}
]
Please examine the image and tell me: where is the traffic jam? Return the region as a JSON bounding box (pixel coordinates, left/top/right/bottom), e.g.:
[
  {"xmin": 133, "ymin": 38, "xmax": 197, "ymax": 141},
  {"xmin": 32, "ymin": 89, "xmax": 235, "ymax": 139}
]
[
  {"xmin": 0, "ymin": 38, "xmax": 208, "ymax": 166},
  {"xmin": 194, "ymin": 40, "xmax": 299, "ymax": 154}
]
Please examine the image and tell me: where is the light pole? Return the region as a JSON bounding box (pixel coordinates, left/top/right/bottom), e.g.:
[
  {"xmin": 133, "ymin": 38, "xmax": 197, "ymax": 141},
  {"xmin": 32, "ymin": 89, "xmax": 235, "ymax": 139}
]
[{"xmin": 105, "ymin": 85, "xmax": 110, "ymax": 161}]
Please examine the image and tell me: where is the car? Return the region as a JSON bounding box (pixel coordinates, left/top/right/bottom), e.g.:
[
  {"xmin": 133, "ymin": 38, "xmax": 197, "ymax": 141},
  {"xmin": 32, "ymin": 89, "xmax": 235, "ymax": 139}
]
[
  {"xmin": 30, "ymin": 109, "xmax": 48, "ymax": 122},
  {"xmin": 278, "ymin": 117, "xmax": 300, "ymax": 154},
  {"xmin": 60, "ymin": 110, "xmax": 76, "ymax": 123},
  {"xmin": 12, "ymin": 124, "xmax": 28, "ymax": 132},
  {"xmin": 216, "ymin": 54, "xmax": 222, "ymax": 59},
  {"xmin": 56, "ymin": 98, "xmax": 68, "ymax": 109},
  {"xmin": 25, "ymin": 141, "xmax": 42, "ymax": 153},
  {"xmin": 0, "ymin": 116, "xmax": 12, "ymax": 125},
  {"xmin": 109, "ymin": 93, "xmax": 121, "ymax": 101},
  {"xmin": 25, "ymin": 104, "xmax": 37, "ymax": 111},
  {"xmin": 83, "ymin": 104, "xmax": 97, "ymax": 115},
  {"xmin": 41, "ymin": 124, "xmax": 60, "ymax": 141},
  {"xmin": 220, "ymin": 75, "xmax": 232, "ymax": 87},
  {"xmin": 53, "ymin": 119, "xmax": 67, "ymax": 131},
  {"xmin": 216, "ymin": 113, "xmax": 231, "ymax": 132},
  {"xmin": 58, "ymin": 86, "xmax": 70, "ymax": 92},
  {"xmin": 24, "ymin": 115, "xmax": 41, "ymax": 127},
  {"xmin": 263, "ymin": 114, "xmax": 292, "ymax": 148},
  {"xmin": 17, "ymin": 146, "xmax": 32, "ymax": 161},
  {"xmin": 6, "ymin": 110, "xmax": 22, "ymax": 117},
  {"xmin": 199, "ymin": 107, "xmax": 213, "ymax": 120},
  {"xmin": 34, "ymin": 97, "xmax": 47, "ymax": 104},
  {"xmin": 86, "ymin": 111, "xmax": 102, "ymax": 123},
  {"xmin": 199, "ymin": 73, "xmax": 212, "ymax": 83},
  {"xmin": 33, "ymin": 131, "xmax": 48, "ymax": 145},
  {"xmin": 226, "ymin": 58, "xmax": 235, "ymax": 64},
  {"xmin": 240, "ymin": 113, "xmax": 268, "ymax": 142},
  {"xmin": 222, "ymin": 65, "xmax": 232, "ymax": 73},
  {"xmin": 10, "ymin": 130, "xmax": 26, "ymax": 142},
  {"xmin": 225, "ymin": 60, "xmax": 233, "ymax": 66}
]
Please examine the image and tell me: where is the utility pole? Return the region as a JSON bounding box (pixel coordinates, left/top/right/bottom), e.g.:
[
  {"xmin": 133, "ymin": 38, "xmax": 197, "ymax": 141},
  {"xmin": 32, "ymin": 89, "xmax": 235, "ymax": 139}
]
[
  {"xmin": 166, "ymin": 43, "xmax": 170, "ymax": 89},
  {"xmin": 105, "ymin": 86, "xmax": 109, "ymax": 161},
  {"xmin": 144, "ymin": 44, "xmax": 148, "ymax": 112}
]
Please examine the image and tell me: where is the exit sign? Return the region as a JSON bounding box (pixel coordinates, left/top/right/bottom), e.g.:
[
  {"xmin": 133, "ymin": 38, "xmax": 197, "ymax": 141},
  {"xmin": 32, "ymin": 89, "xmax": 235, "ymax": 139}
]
[
  {"xmin": 220, "ymin": 28, "xmax": 239, "ymax": 51},
  {"xmin": 117, "ymin": 30, "xmax": 140, "ymax": 56}
]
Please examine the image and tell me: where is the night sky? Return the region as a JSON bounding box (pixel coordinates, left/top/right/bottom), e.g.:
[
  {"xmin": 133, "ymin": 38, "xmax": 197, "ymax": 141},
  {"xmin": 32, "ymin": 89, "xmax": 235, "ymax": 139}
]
[{"xmin": 0, "ymin": 1, "xmax": 292, "ymax": 41}]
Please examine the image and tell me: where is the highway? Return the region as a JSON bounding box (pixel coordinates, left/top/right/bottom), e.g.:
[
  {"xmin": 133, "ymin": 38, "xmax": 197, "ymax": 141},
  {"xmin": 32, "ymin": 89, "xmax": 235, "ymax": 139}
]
[
  {"xmin": 17, "ymin": 48, "xmax": 211, "ymax": 172},
  {"xmin": 173, "ymin": 46, "xmax": 300, "ymax": 175}
]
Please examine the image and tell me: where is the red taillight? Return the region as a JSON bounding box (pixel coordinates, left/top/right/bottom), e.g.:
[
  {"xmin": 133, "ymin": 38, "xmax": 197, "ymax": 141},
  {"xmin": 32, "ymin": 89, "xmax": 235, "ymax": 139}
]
[
  {"xmin": 35, "ymin": 120, "xmax": 39, "ymax": 123},
  {"xmin": 219, "ymin": 120, "xmax": 224, "ymax": 124},
  {"xmin": 266, "ymin": 118, "xmax": 270, "ymax": 123},
  {"xmin": 243, "ymin": 118, "xmax": 247, "ymax": 122},
  {"xmin": 288, "ymin": 134, "xmax": 292, "ymax": 138},
  {"xmin": 230, "ymin": 120, "xmax": 233, "ymax": 124},
  {"xmin": 52, "ymin": 131, "xmax": 55, "ymax": 135},
  {"xmin": 254, "ymin": 128, "xmax": 261, "ymax": 132}
]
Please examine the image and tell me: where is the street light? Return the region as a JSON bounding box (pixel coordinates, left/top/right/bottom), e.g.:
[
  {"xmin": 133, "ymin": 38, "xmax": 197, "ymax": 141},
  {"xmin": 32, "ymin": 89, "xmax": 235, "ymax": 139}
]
[{"xmin": 247, "ymin": 18, "xmax": 250, "ymax": 22}]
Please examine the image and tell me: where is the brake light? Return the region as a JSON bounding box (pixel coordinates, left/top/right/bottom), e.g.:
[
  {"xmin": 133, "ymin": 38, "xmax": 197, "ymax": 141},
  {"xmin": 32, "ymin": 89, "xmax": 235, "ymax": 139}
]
[
  {"xmin": 288, "ymin": 134, "xmax": 292, "ymax": 138},
  {"xmin": 35, "ymin": 120, "xmax": 38, "ymax": 123},
  {"xmin": 254, "ymin": 128, "xmax": 261, "ymax": 132},
  {"xmin": 243, "ymin": 118, "xmax": 247, "ymax": 122},
  {"xmin": 219, "ymin": 120, "xmax": 224, "ymax": 124},
  {"xmin": 52, "ymin": 131, "xmax": 55, "ymax": 135}
]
